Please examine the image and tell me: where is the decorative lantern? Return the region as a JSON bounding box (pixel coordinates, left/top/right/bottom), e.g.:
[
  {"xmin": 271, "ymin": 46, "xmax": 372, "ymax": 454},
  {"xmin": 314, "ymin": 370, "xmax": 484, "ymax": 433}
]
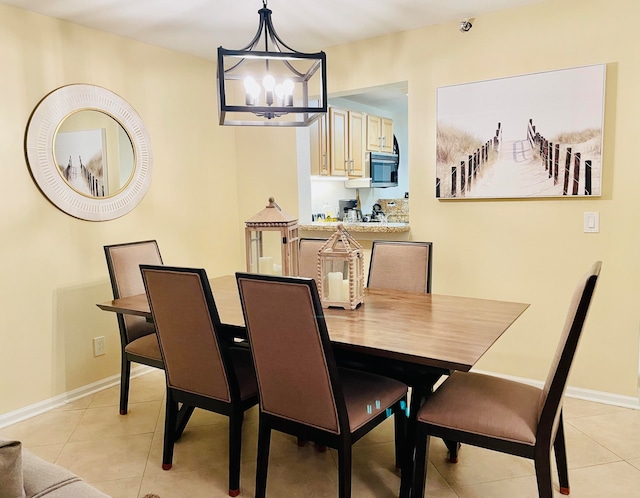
[
  {"xmin": 245, "ymin": 197, "xmax": 299, "ymax": 276},
  {"xmin": 317, "ymin": 224, "xmax": 364, "ymax": 310}
]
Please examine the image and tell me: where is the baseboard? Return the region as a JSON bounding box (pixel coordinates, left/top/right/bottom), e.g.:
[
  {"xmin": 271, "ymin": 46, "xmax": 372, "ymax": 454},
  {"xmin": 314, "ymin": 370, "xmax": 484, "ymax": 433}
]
[
  {"xmin": 0, "ymin": 366, "xmax": 155, "ymax": 429},
  {"xmin": 2, "ymin": 366, "xmax": 638, "ymax": 430},
  {"xmin": 473, "ymin": 369, "xmax": 640, "ymax": 410},
  {"xmin": 565, "ymin": 384, "xmax": 640, "ymax": 409}
]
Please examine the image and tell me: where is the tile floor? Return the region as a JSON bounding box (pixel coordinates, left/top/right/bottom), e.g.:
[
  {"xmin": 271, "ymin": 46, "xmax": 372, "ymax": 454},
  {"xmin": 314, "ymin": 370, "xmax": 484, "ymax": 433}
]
[{"xmin": 2, "ymin": 370, "xmax": 640, "ymax": 497}]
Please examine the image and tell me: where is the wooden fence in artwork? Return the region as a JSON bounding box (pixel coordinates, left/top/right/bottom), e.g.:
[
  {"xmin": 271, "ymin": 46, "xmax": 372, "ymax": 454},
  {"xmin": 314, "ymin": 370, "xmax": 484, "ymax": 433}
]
[
  {"xmin": 527, "ymin": 119, "xmax": 594, "ymax": 195},
  {"xmin": 436, "ymin": 122, "xmax": 502, "ymax": 198},
  {"xmin": 61, "ymin": 157, "xmax": 105, "ymax": 197},
  {"xmin": 80, "ymin": 160, "xmax": 105, "ymax": 197}
]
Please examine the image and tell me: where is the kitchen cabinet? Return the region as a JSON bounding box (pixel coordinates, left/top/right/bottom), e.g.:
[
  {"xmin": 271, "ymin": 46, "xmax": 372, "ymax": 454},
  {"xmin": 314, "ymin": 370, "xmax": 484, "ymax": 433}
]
[
  {"xmin": 309, "ymin": 113, "xmax": 329, "ymax": 176},
  {"xmin": 330, "ymin": 108, "xmax": 365, "ymax": 177},
  {"xmin": 366, "ymin": 114, "xmax": 394, "ymax": 153}
]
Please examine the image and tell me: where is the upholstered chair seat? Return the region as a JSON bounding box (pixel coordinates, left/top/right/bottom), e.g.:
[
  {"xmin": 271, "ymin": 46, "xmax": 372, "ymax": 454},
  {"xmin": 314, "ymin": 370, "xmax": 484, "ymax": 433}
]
[
  {"xmin": 339, "ymin": 367, "xmax": 408, "ymax": 432},
  {"xmin": 417, "ymin": 372, "xmax": 540, "ymax": 445},
  {"xmin": 123, "ymin": 326, "xmax": 162, "ymax": 360}
]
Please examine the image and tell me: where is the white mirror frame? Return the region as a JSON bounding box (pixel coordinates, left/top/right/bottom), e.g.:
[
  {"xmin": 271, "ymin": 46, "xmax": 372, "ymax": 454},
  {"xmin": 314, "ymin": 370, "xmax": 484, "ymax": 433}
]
[{"xmin": 25, "ymin": 84, "xmax": 152, "ymax": 221}]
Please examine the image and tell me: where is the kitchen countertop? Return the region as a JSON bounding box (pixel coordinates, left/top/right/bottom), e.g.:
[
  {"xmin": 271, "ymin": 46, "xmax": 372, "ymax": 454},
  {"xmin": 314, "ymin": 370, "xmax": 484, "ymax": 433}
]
[{"xmin": 299, "ymin": 222, "xmax": 410, "ymax": 233}]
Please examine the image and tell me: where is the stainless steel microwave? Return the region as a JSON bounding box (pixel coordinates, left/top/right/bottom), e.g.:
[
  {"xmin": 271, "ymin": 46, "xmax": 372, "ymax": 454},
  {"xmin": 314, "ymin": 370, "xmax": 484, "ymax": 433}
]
[{"xmin": 367, "ymin": 152, "xmax": 399, "ymax": 188}]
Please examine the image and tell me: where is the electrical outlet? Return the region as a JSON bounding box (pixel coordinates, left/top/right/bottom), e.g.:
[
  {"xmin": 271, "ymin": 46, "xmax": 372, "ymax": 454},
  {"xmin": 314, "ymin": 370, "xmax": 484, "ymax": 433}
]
[{"xmin": 93, "ymin": 336, "xmax": 106, "ymax": 356}]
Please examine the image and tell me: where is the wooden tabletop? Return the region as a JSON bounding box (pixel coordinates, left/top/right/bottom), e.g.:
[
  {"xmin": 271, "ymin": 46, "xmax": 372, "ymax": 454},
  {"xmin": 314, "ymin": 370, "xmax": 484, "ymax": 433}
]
[{"xmin": 97, "ymin": 274, "xmax": 529, "ymax": 373}]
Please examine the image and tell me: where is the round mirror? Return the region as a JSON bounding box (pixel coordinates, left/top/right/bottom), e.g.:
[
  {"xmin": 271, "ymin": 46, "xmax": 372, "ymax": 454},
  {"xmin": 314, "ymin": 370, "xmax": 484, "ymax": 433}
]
[{"xmin": 25, "ymin": 84, "xmax": 152, "ymax": 221}]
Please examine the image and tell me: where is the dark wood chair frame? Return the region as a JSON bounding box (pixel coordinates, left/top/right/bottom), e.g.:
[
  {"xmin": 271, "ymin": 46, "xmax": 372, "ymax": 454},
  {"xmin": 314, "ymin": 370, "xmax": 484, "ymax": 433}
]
[
  {"xmin": 410, "ymin": 265, "xmax": 600, "ymax": 498},
  {"xmin": 141, "ymin": 265, "xmax": 259, "ymax": 497},
  {"xmin": 104, "ymin": 240, "xmax": 164, "ymax": 415},
  {"xmin": 236, "ymin": 272, "xmax": 408, "ymax": 498}
]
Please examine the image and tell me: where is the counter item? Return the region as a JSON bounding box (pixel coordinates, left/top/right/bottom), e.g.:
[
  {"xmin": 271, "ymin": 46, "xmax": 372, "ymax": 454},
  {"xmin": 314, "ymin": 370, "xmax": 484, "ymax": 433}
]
[
  {"xmin": 377, "ymin": 198, "xmax": 409, "ymax": 223},
  {"xmin": 364, "ymin": 203, "xmax": 385, "ymax": 222},
  {"xmin": 338, "ymin": 199, "xmax": 358, "ymax": 220}
]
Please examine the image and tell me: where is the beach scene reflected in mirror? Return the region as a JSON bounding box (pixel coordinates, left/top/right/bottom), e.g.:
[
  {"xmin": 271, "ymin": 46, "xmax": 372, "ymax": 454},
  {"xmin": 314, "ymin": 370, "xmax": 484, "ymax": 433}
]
[{"xmin": 54, "ymin": 110, "xmax": 135, "ymax": 198}]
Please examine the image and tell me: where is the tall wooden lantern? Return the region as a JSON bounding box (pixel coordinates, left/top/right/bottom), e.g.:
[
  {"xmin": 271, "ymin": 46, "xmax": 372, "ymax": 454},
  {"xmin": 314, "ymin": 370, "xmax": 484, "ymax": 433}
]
[
  {"xmin": 317, "ymin": 224, "xmax": 364, "ymax": 310},
  {"xmin": 245, "ymin": 197, "xmax": 299, "ymax": 276}
]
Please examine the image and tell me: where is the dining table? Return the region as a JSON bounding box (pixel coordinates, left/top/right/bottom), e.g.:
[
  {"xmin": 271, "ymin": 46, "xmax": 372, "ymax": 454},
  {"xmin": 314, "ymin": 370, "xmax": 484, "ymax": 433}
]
[{"xmin": 97, "ymin": 273, "xmax": 529, "ymax": 496}]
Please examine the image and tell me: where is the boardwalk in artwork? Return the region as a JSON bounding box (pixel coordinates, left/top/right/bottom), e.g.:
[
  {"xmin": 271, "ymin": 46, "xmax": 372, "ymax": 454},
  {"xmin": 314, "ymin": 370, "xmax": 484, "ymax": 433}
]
[{"xmin": 467, "ymin": 138, "xmax": 562, "ymax": 198}]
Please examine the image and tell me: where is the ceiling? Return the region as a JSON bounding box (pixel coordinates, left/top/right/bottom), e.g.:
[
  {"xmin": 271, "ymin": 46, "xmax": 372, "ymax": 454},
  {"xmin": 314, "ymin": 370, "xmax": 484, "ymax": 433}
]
[
  {"xmin": 4, "ymin": 0, "xmax": 545, "ymax": 113},
  {"xmin": 3, "ymin": 0, "xmax": 545, "ymax": 60}
]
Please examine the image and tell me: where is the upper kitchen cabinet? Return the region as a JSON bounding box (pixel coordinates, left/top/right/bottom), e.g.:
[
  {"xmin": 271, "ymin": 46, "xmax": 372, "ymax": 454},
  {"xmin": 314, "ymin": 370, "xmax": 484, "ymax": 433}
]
[
  {"xmin": 329, "ymin": 108, "xmax": 365, "ymax": 177},
  {"xmin": 366, "ymin": 114, "xmax": 394, "ymax": 153},
  {"xmin": 310, "ymin": 113, "xmax": 329, "ymax": 176}
]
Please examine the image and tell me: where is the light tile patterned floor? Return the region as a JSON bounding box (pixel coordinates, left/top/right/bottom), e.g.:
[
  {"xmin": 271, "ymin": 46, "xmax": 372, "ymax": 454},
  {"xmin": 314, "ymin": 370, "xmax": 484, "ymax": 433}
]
[{"xmin": 2, "ymin": 370, "xmax": 640, "ymax": 497}]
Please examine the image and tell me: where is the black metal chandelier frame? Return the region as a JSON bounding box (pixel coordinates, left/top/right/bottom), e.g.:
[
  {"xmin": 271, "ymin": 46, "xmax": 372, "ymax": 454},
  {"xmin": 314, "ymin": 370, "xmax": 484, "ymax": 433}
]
[{"xmin": 217, "ymin": 1, "xmax": 327, "ymax": 127}]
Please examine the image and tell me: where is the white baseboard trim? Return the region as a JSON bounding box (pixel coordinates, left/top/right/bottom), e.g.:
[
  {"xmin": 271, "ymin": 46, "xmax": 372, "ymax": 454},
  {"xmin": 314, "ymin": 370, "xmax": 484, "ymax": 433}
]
[
  {"xmin": 0, "ymin": 366, "xmax": 156, "ymax": 430},
  {"xmin": 473, "ymin": 369, "xmax": 640, "ymax": 410},
  {"xmin": 2, "ymin": 367, "xmax": 638, "ymax": 430}
]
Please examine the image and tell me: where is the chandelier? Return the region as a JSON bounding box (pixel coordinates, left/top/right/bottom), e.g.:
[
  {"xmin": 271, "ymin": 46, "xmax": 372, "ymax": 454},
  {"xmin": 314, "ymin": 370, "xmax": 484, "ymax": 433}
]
[{"xmin": 217, "ymin": 1, "xmax": 327, "ymax": 127}]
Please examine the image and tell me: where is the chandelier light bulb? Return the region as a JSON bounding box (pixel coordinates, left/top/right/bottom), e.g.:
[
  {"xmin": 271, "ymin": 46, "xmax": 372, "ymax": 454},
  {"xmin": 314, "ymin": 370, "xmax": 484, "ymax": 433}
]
[
  {"xmin": 244, "ymin": 77, "xmax": 260, "ymax": 105},
  {"xmin": 262, "ymin": 74, "xmax": 276, "ymax": 90},
  {"xmin": 244, "ymin": 77, "xmax": 257, "ymax": 93},
  {"xmin": 282, "ymin": 79, "xmax": 294, "ymax": 106},
  {"xmin": 262, "ymin": 74, "xmax": 275, "ymax": 105},
  {"xmin": 282, "ymin": 79, "xmax": 294, "ymax": 95},
  {"xmin": 275, "ymin": 83, "xmax": 285, "ymax": 105}
]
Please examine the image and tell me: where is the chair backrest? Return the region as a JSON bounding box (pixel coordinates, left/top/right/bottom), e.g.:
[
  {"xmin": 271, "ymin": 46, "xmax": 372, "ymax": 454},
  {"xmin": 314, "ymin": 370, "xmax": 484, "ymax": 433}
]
[
  {"xmin": 367, "ymin": 241, "xmax": 433, "ymax": 293},
  {"xmin": 105, "ymin": 240, "xmax": 163, "ymax": 299},
  {"xmin": 298, "ymin": 238, "xmax": 327, "ymax": 279},
  {"xmin": 538, "ymin": 261, "xmax": 601, "ymax": 433},
  {"xmin": 104, "ymin": 240, "xmax": 163, "ymax": 343},
  {"xmin": 236, "ymin": 273, "xmax": 346, "ymax": 434},
  {"xmin": 141, "ymin": 265, "xmax": 236, "ymax": 403}
]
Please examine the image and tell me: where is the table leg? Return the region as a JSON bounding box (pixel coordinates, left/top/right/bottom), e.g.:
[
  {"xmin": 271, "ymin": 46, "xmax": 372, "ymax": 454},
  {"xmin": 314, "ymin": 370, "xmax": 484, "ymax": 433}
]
[{"xmin": 399, "ymin": 384, "xmax": 431, "ymax": 498}]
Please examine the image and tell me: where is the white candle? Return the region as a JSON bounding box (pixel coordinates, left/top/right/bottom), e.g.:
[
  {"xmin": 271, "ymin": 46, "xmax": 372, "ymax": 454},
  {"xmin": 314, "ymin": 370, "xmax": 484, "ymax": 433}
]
[
  {"xmin": 341, "ymin": 279, "xmax": 350, "ymax": 301},
  {"xmin": 273, "ymin": 263, "xmax": 282, "ymax": 276},
  {"xmin": 328, "ymin": 272, "xmax": 343, "ymax": 301},
  {"xmin": 258, "ymin": 256, "xmax": 274, "ymax": 275}
]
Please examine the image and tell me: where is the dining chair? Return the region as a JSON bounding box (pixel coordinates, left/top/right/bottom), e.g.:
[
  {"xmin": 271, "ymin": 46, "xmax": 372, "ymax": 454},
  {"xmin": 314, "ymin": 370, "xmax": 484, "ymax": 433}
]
[
  {"xmin": 104, "ymin": 240, "xmax": 164, "ymax": 415},
  {"xmin": 235, "ymin": 272, "xmax": 409, "ymax": 498},
  {"xmin": 350, "ymin": 240, "xmax": 435, "ymax": 429},
  {"xmin": 410, "ymin": 261, "xmax": 602, "ymax": 498},
  {"xmin": 141, "ymin": 265, "xmax": 258, "ymax": 497},
  {"xmin": 298, "ymin": 238, "xmax": 327, "ymax": 279},
  {"xmin": 367, "ymin": 240, "xmax": 433, "ymax": 293}
]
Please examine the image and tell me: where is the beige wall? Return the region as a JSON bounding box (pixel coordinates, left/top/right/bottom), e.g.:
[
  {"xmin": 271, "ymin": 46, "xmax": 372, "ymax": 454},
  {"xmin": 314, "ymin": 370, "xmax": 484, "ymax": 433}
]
[
  {"xmin": 1, "ymin": 0, "xmax": 638, "ymax": 416},
  {"xmin": 239, "ymin": 0, "xmax": 640, "ymax": 398},
  {"xmin": 0, "ymin": 5, "xmax": 245, "ymax": 414}
]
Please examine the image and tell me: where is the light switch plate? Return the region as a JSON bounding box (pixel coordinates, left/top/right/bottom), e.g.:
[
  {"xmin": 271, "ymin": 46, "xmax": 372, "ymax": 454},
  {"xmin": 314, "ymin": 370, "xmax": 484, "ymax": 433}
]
[{"xmin": 583, "ymin": 212, "xmax": 599, "ymax": 233}]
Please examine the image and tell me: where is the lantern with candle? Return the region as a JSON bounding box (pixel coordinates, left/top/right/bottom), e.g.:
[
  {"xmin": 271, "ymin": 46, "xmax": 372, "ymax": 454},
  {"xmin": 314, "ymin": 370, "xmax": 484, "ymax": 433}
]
[
  {"xmin": 317, "ymin": 224, "xmax": 364, "ymax": 310},
  {"xmin": 245, "ymin": 197, "xmax": 299, "ymax": 276}
]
